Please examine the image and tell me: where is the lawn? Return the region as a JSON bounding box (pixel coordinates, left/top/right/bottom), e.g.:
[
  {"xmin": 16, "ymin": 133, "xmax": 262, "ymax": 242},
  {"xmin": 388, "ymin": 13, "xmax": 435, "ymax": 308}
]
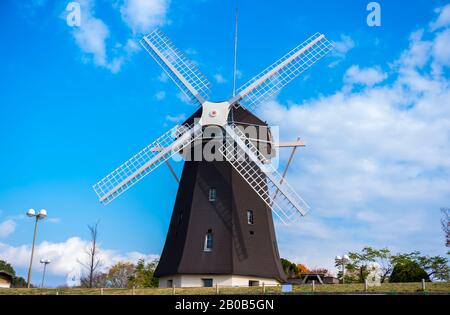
[{"xmin": 1, "ymin": 282, "xmax": 449, "ymax": 295}]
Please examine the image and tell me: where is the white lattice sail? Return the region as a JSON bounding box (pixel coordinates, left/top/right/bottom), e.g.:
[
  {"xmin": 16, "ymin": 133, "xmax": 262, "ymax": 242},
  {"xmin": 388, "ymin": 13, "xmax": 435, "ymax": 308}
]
[
  {"xmin": 93, "ymin": 124, "xmax": 203, "ymax": 204},
  {"xmin": 141, "ymin": 29, "xmax": 211, "ymax": 106},
  {"xmin": 233, "ymin": 33, "xmax": 333, "ymax": 110},
  {"xmin": 220, "ymin": 125, "xmax": 310, "ymax": 224}
]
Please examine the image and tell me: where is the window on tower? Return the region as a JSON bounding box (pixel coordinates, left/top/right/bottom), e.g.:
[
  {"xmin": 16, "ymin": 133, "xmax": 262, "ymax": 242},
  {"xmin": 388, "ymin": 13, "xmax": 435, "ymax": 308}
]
[
  {"xmin": 204, "ymin": 230, "xmax": 213, "ymax": 252},
  {"xmin": 209, "ymin": 187, "xmax": 217, "ymax": 202},
  {"xmin": 247, "ymin": 210, "xmax": 254, "ymax": 225}
]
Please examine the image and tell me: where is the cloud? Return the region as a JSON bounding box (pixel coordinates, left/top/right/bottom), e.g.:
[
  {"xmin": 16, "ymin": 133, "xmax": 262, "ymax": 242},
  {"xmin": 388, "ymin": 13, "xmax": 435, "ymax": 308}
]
[
  {"xmin": 67, "ymin": 0, "xmax": 126, "ymax": 73},
  {"xmin": 155, "ymin": 90, "xmax": 166, "ymax": 101},
  {"xmin": 0, "ymin": 220, "xmax": 16, "ymax": 238},
  {"xmin": 67, "ymin": 0, "xmax": 143, "ymax": 73},
  {"xmin": 430, "ymin": 4, "xmax": 450, "ymax": 31},
  {"xmin": 257, "ymin": 9, "xmax": 450, "ymax": 270},
  {"xmin": 432, "ymin": 29, "xmax": 450, "ymax": 68},
  {"xmin": 157, "ymin": 72, "xmax": 169, "ymax": 83},
  {"xmin": 0, "ymin": 237, "xmax": 158, "ymax": 286},
  {"xmin": 165, "ymin": 113, "xmax": 186, "ymax": 123},
  {"xmin": 213, "ymin": 73, "xmax": 227, "ymax": 84},
  {"xmin": 120, "ymin": 0, "xmax": 170, "ymax": 34},
  {"xmin": 344, "ymin": 65, "xmax": 387, "ymax": 87},
  {"xmin": 328, "ymin": 34, "xmax": 355, "ymax": 68},
  {"xmin": 176, "ymin": 91, "xmax": 191, "ymax": 104}
]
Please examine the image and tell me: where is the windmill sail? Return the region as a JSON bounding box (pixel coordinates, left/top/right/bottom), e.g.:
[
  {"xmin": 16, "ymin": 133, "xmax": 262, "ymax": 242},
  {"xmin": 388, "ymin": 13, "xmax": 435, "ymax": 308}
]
[
  {"xmin": 231, "ymin": 33, "xmax": 333, "ymax": 110},
  {"xmin": 93, "ymin": 123, "xmax": 203, "ymax": 204},
  {"xmin": 220, "ymin": 125, "xmax": 309, "ymax": 224},
  {"xmin": 141, "ymin": 29, "xmax": 211, "ymax": 106}
]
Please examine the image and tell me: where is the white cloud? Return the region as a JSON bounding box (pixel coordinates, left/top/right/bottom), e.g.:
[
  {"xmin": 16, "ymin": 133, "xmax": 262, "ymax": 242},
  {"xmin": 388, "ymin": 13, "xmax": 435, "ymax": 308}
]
[
  {"xmin": 177, "ymin": 91, "xmax": 191, "ymax": 104},
  {"xmin": 214, "ymin": 73, "xmax": 227, "ymax": 84},
  {"xmin": 257, "ymin": 10, "xmax": 450, "ymax": 270},
  {"xmin": 120, "ymin": 0, "xmax": 170, "ymax": 34},
  {"xmin": 397, "ymin": 29, "xmax": 432, "ymax": 70},
  {"xmin": 432, "ymin": 29, "xmax": 450, "ymax": 67},
  {"xmin": 0, "ymin": 237, "xmax": 158, "ymax": 286},
  {"xmin": 344, "ymin": 65, "xmax": 387, "ymax": 87},
  {"xmin": 157, "ymin": 72, "xmax": 169, "ymax": 83},
  {"xmin": 68, "ymin": 0, "xmax": 126, "ymax": 73},
  {"xmin": 155, "ymin": 90, "xmax": 166, "ymax": 101},
  {"xmin": 329, "ymin": 34, "xmax": 355, "ymax": 68},
  {"xmin": 165, "ymin": 113, "xmax": 186, "ymax": 123},
  {"xmin": 0, "ymin": 220, "xmax": 16, "ymax": 238},
  {"xmin": 430, "ymin": 4, "xmax": 450, "ymax": 30}
]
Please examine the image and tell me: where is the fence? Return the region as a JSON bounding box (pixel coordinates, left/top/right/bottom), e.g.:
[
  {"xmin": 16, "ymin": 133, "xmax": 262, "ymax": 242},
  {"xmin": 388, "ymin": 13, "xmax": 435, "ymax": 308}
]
[{"xmin": 1, "ymin": 281, "xmax": 449, "ymax": 295}]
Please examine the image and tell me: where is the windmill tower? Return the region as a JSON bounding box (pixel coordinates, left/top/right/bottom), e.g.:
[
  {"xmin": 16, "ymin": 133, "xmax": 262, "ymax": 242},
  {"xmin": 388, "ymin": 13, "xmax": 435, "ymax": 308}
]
[{"xmin": 93, "ymin": 29, "xmax": 333, "ymax": 288}]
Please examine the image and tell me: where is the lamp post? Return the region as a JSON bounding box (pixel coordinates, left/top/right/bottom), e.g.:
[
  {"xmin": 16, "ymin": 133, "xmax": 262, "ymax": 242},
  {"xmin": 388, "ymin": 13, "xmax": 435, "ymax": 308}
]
[
  {"xmin": 26, "ymin": 208, "xmax": 47, "ymax": 288},
  {"xmin": 40, "ymin": 259, "xmax": 51, "ymax": 288},
  {"xmin": 335, "ymin": 254, "xmax": 350, "ymax": 284}
]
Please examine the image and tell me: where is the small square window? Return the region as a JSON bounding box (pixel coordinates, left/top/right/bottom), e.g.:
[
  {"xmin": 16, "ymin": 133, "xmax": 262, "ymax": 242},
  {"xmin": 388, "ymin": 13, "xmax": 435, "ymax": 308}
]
[
  {"xmin": 202, "ymin": 278, "xmax": 213, "ymax": 287},
  {"xmin": 247, "ymin": 210, "xmax": 254, "ymax": 225},
  {"xmin": 209, "ymin": 188, "xmax": 217, "ymax": 202}
]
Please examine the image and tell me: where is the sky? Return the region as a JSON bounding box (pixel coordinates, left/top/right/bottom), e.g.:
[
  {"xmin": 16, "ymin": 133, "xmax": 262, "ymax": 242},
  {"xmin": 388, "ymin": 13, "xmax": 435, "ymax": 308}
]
[{"xmin": 0, "ymin": 0, "xmax": 450, "ymax": 287}]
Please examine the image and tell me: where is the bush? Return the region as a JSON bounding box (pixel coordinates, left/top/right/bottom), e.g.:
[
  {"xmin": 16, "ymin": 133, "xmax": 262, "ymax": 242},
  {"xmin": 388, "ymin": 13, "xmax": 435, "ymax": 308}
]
[{"xmin": 389, "ymin": 260, "xmax": 429, "ymax": 283}]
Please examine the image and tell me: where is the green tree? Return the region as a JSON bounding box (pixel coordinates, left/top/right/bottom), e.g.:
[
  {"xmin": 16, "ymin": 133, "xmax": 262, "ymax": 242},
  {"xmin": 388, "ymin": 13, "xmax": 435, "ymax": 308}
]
[
  {"xmin": 416, "ymin": 255, "xmax": 449, "ymax": 281},
  {"xmin": 107, "ymin": 262, "xmax": 135, "ymax": 288},
  {"xmin": 337, "ymin": 247, "xmax": 378, "ymax": 283},
  {"xmin": 128, "ymin": 259, "xmax": 159, "ymax": 288},
  {"xmin": 390, "ymin": 260, "xmax": 429, "ymax": 283},
  {"xmin": 280, "ymin": 258, "xmax": 299, "ymax": 278}
]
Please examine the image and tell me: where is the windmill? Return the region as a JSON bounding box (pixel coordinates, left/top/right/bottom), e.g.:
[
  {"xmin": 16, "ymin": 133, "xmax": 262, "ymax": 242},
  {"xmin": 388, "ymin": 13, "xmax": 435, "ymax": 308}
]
[{"xmin": 93, "ymin": 29, "xmax": 333, "ymax": 287}]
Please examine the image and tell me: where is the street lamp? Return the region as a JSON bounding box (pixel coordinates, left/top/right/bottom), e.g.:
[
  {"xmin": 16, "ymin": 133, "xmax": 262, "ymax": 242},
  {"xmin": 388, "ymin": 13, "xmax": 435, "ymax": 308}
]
[
  {"xmin": 26, "ymin": 208, "xmax": 47, "ymax": 288},
  {"xmin": 335, "ymin": 254, "xmax": 350, "ymax": 284},
  {"xmin": 40, "ymin": 259, "xmax": 51, "ymax": 288}
]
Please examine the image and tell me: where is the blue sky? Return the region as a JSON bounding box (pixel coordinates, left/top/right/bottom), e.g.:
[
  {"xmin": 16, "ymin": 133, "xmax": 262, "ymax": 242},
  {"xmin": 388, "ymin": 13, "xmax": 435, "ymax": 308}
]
[{"xmin": 1, "ymin": 0, "xmax": 450, "ymax": 286}]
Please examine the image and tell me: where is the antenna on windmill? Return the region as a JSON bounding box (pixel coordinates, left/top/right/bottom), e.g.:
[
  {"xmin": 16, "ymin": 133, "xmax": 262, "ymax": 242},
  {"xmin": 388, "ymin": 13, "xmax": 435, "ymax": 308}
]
[{"xmin": 232, "ymin": 0, "xmax": 239, "ymax": 97}]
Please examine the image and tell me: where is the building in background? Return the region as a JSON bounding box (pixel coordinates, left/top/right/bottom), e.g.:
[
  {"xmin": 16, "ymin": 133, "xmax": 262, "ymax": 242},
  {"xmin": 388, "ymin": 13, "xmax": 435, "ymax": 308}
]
[{"xmin": 0, "ymin": 270, "xmax": 13, "ymax": 288}]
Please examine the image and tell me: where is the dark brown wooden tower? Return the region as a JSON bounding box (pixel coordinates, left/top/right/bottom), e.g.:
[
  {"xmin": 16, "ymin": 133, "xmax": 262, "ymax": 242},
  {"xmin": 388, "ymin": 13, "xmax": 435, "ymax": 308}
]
[{"xmin": 154, "ymin": 107, "xmax": 287, "ymax": 287}]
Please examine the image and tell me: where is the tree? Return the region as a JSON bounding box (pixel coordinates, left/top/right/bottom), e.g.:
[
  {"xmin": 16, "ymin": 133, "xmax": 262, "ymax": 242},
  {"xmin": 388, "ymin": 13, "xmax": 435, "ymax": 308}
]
[
  {"xmin": 362, "ymin": 247, "xmax": 393, "ymax": 283},
  {"xmin": 79, "ymin": 222, "xmax": 102, "ymax": 288},
  {"xmin": 107, "ymin": 262, "xmax": 135, "ymax": 288},
  {"xmin": 128, "ymin": 259, "xmax": 159, "ymax": 288},
  {"xmin": 297, "ymin": 263, "xmax": 309, "ymax": 274},
  {"xmin": 80, "ymin": 272, "xmax": 108, "ymax": 288},
  {"xmin": 338, "ymin": 247, "xmax": 395, "ymax": 283},
  {"xmin": 280, "ymin": 258, "xmax": 299, "ymax": 278},
  {"xmin": 389, "ymin": 260, "xmax": 429, "ymax": 283},
  {"xmin": 441, "ymin": 208, "xmax": 449, "ymax": 249},
  {"xmin": 337, "ymin": 248, "xmax": 377, "ymax": 283},
  {"xmin": 12, "ymin": 276, "xmax": 28, "ymax": 288},
  {"xmin": 416, "ymin": 255, "xmax": 449, "ymax": 281}
]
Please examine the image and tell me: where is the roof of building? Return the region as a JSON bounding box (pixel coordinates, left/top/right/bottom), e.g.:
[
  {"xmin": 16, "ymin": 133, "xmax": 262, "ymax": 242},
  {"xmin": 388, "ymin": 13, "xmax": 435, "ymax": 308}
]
[{"xmin": 0, "ymin": 270, "xmax": 14, "ymax": 280}]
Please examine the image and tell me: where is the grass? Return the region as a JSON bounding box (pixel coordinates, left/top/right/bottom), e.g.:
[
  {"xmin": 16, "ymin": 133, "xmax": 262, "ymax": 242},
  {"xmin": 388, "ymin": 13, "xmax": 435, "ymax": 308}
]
[{"xmin": 1, "ymin": 282, "xmax": 449, "ymax": 295}]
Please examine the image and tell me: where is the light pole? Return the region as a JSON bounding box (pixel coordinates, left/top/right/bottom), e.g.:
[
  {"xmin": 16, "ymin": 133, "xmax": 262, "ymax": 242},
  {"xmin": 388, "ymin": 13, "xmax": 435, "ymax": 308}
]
[
  {"xmin": 335, "ymin": 254, "xmax": 350, "ymax": 284},
  {"xmin": 26, "ymin": 208, "xmax": 47, "ymax": 288},
  {"xmin": 40, "ymin": 259, "xmax": 51, "ymax": 288}
]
